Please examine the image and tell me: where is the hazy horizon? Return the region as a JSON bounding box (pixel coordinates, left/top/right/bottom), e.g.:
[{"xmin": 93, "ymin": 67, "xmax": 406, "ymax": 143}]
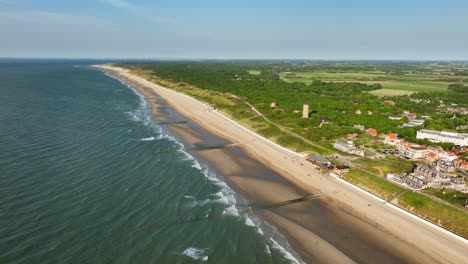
[{"xmin": 1, "ymin": 0, "xmax": 467, "ymax": 60}]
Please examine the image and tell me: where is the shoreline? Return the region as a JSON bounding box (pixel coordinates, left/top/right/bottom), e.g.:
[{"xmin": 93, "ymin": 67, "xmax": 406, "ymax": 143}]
[{"xmin": 94, "ymin": 64, "xmax": 468, "ymax": 264}]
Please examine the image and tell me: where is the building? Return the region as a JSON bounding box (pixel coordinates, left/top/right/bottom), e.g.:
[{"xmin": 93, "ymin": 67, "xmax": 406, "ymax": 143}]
[
  {"xmin": 355, "ymin": 109, "xmax": 362, "ymax": 115},
  {"xmin": 414, "ymin": 165, "xmax": 443, "ymax": 179},
  {"xmin": 405, "ymin": 146, "xmax": 429, "ymax": 160},
  {"xmin": 333, "ymin": 165, "xmax": 350, "ymax": 175},
  {"xmin": 347, "ymin": 133, "xmax": 359, "ymax": 139},
  {"xmin": 354, "ymin": 124, "xmax": 365, "ymax": 131},
  {"xmin": 270, "ymin": 102, "xmax": 278, "ymax": 108},
  {"xmin": 367, "ymin": 110, "xmax": 373, "ymax": 115},
  {"xmin": 460, "ymin": 161, "xmax": 468, "ymax": 170},
  {"xmin": 384, "ymin": 100, "xmax": 395, "ymax": 106},
  {"xmin": 389, "ymin": 116, "xmax": 402, "ymax": 120},
  {"xmin": 404, "ymin": 174, "xmax": 429, "ymax": 189},
  {"xmin": 403, "ymin": 111, "xmax": 417, "ymax": 120},
  {"xmin": 302, "ymin": 104, "xmax": 309, "ymax": 118},
  {"xmin": 403, "ymin": 119, "xmax": 425, "ymax": 127},
  {"xmin": 436, "ymin": 160, "xmax": 456, "ymax": 173},
  {"xmin": 333, "ymin": 140, "xmax": 364, "ymax": 156},
  {"xmin": 307, "ymin": 154, "xmax": 331, "ymax": 167},
  {"xmin": 451, "ymin": 176, "xmax": 465, "ymax": 185},
  {"xmin": 416, "ymin": 129, "xmax": 468, "ymax": 146},
  {"xmin": 384, "ymin": 133, "xmax": 400, "ymax": 145},
  {"xmin": 397, "ymin": 141, "xmax": 416, "ymax": 153},
  {"xmin": 425, "ymin": 152, "xmax": 437, "ymax": 164},
  {"xmin": 366, "ymin": 128, "xmax": 378, "ymax": 137},
  {"xmin": 320, "ymin": 118, "xmax": 332, "ymax": 124}
]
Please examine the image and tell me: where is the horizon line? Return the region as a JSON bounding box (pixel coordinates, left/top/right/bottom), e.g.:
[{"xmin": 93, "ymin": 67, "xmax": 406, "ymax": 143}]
[{"xmin": 1, "ymin": 57, "xmax": 468, "ymax": 62}]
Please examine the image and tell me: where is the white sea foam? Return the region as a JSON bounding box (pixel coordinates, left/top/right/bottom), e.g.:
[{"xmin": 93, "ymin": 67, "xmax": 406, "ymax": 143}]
[
  {"xmin": 196, "ymin": 199, "xmax": 210, "ymax": 207},
  {"xmin": 270, "ymin": 239, "xmax": 302, "ymax": 264},
  {"xmin": 182, "ymin": 247, "xmax": 208, "ymax": 261},
  {"xmin": 265, "ymin": 245, "xmax": 272, "ymax": 255},
  {"xmin": 244, "ymin": 216, "xmax": 256, "ymax": 227},
  {"xmin": 140, "ymin": 137, "xmax": 155, "ymax": 141},
  {"xmin": 191, "ymin": 160, "xmax": 202, "ymax": 170},
  {"xmin": 212, "ymin": 191, "xmax": 224, "ymax": 198},
  {"xmin": 211, "ymin": 196, "xmax": 228, "ymax": 204},
  {"xmin": 223, "ymin": 204, "xmax": 239, "ymax": 216}
]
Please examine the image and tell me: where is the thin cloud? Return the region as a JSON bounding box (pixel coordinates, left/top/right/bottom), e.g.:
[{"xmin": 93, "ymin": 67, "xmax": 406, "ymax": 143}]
[{"xmin": 100, "ymin": 0, "xmax": 136, "ymax": 11}]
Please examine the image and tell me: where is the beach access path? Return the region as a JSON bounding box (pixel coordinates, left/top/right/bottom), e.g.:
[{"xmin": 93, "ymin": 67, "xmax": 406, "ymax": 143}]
[{"xmin": 95, "ymin": 65, "xmax": 468, "ymax": 264}]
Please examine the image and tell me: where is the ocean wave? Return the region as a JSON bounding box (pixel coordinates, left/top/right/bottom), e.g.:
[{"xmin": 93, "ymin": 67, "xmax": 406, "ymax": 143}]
[
  {"xmin": 223, "ymin": 204, "xmax": 239, "ymax": 216},
  {"xmin": 191, "ymin": 160, "xmax": 202, "ymax": 170},
  {"xmin": 140, "ymin": 137, "xmax": 155, "ymax": 141},
  {"xmin": 182, "ymin": 247, "xmax": 208, "ymax": 261},
  {"xmin": 244, "ymin": 216, "xmax": 256, "ymax": 227},
  {"xmin": 265, "ymin": 244, "xmax": 272, "ymax": 255},
  {"xmin": 270, "ymin": 239, "xmax": 302, "ymax": 264}
]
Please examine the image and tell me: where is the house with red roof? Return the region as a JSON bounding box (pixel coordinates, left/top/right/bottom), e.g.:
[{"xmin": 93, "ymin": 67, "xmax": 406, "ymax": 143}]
[
  {"xmin": 347, "ymin": 133, "xmax": 359, "ymax": 139},
  {"xmin": 425, "ymin": 152, "xmax": 437, "ymax": 163},
  {"xmin": 366, "ymin": 128, "xmax": 378, "ymax": 137},
  {"xmin": 384, "ymin": 133, "xmax": 400, "ymax": 145},
  {"xmin": 461, "ymin": 161, "xmax": 468, "ymax": 170}
]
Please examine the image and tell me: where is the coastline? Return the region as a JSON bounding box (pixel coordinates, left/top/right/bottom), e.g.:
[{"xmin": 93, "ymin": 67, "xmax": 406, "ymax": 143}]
[{"xmin": 94, "ymin": 64, "xmax": 468, "ymax": 264}]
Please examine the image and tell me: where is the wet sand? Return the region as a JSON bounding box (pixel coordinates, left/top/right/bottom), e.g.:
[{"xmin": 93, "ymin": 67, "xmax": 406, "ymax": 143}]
[{"xmin": 95, "ymin": 65, "xmax": 468, "ymax": 264}]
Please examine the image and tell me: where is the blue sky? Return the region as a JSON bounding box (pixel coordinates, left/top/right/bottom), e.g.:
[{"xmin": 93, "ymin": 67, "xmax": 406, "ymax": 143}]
[{"xmin": 0, "ymin": 0, "xmax": 467, "ymax": 59}]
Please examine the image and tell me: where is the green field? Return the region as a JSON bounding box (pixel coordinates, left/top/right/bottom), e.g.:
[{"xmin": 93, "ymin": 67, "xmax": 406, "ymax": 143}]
[
  {"xmin": 353, "ymin": 156, "xmax": 413, "ymax": 175},
  {"xmin": 341, "ymin": 168, "xmax": 405, "ymax": 200},
  {"xmin": 422, "ymin": 188, "xmax": 468, "ymax": 208},
  {"xmin": 368, "ymin": 89, "xmax": 415, "ymax": 97},
  {"xmin": 398, "ymin": 192, "xmax": 468, "ymax": 238},
  {"xmin": 248, "ymin": 70, "xmax": 261, "ymax": 75},
  {"xmin": 281, "ymin": 71, "xmax": 450, "ymax": 92}
]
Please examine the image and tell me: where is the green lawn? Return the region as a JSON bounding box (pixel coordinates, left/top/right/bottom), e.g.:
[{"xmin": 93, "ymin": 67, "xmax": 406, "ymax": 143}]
[
  {"xmin": 378, "ymin": 80, "xmax": 448, "ymax": 92},
  {"xmin": 368, "ymin": 88, "xmax": 415, "ymax": 97},
  {"xmin": 282, "ymin": 71, "xmax": 385, "ymax": 81},
  {"xmin": 282, "ymin": 71, "xmax": 449, "ymax": 92},
  {"xmin": 398, "ymin": 192, "xmax": 468, "ymax": 238},
  {"xmin": 353, "ymin": 156, "xmax": 413, "ymax": 175},
  {"xmin": 422, "ymin": 188, "xmax": 468, "ymax": 208},
  {"xmin": 341, "ymin": 168, "xmax": 404, "ymax": 200}
]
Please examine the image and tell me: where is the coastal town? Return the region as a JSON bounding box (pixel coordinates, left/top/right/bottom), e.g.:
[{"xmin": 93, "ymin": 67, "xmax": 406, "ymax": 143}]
[
  {"xmin": 326, "ymin": 126, "xmax": 468, "ymax": 193},
  {"xmin": 301, "ymin": 101, "xmax": 468, "ymax": 203}
]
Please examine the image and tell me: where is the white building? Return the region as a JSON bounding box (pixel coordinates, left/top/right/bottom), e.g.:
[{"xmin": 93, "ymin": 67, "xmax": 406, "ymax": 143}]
[
  {"xmin": 416, "ymin": 129, "xmax": 468, "ymax": 146},
  {"xmin": 405, "ymin": 147, "xmax": 429, "ymax": 160},
  {"xmin": 333, "ymin": 140, "xmax": 365, "ymax": 156},
  {"xmin": 403, "ymin": 119, "xmax": 425, "ymax": 127}
]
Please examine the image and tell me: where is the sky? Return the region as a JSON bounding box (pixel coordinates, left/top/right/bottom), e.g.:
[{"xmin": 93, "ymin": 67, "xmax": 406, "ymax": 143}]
[{"xmin": 0, "ymin": 0, "xmax": 467, "ymax": 60}]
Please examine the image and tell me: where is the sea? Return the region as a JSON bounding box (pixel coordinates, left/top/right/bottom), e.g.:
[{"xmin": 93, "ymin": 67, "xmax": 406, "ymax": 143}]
[{"xmin": 0, "ymin": 60, "xmax": 301, "ymax": 264}]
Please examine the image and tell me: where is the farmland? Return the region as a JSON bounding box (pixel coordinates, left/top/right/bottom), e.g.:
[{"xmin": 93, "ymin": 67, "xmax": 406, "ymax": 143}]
[{"xmin": 279, "ymin": 62, "xmax": 468, "ymax": 93}]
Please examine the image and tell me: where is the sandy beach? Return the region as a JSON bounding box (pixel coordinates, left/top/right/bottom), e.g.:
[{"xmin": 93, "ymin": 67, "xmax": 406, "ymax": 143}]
[{"xmin": 95, "ymin": 64, "xmax": 468, "ymax": 264}]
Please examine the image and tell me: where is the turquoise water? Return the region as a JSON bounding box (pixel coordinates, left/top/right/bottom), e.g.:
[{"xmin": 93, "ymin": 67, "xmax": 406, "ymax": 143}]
[{"xmin": 0, "ymin": 61, "xmax": 298, "ymax": 264}]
